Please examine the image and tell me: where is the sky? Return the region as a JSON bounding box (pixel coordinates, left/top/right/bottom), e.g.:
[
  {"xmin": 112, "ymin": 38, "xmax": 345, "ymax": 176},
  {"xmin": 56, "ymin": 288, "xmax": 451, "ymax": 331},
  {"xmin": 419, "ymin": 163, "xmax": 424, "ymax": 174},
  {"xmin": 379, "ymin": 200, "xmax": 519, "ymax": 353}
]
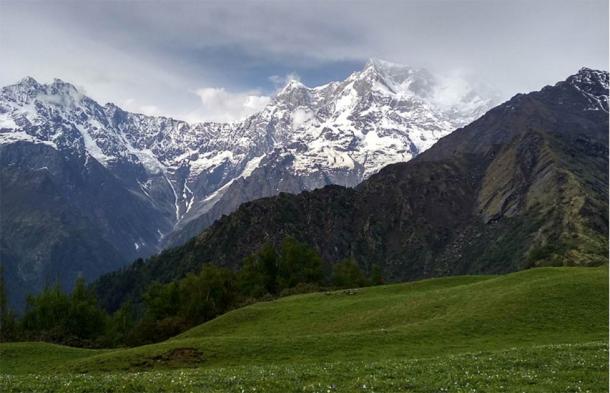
[{"xmin": 0, "ymin": 0, "xmax": 608, "ymax": 123}]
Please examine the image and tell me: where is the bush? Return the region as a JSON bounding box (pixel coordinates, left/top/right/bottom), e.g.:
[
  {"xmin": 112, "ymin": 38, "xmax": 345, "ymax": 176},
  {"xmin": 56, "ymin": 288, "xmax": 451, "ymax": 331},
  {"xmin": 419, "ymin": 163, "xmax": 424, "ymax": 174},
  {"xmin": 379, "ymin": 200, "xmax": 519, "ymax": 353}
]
[
  {"xmin": 279, "ymin": 282, "xmax": 321, "ymax": 297},
  {"xmin": 332, "ymin": 259, "xmax": 370, "ymax": 289}
]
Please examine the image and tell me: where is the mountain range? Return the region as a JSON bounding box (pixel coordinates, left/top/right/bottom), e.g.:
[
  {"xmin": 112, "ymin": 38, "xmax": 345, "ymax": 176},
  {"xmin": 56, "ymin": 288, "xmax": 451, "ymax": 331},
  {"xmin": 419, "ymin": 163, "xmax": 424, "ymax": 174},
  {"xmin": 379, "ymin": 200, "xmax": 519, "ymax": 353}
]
[
  {"xmin": 0, "ymin": 59, "xmax": 496, "ymax": 307},
  {"xmin": 92, "ymin": 68, "xmax": 609, "ymax": 311}
]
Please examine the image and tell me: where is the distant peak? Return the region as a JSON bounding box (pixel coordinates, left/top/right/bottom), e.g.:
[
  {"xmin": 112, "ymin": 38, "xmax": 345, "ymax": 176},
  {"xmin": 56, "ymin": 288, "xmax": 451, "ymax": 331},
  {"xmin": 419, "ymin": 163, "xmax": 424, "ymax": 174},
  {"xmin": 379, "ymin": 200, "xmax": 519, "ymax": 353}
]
[
  {"xmin": 4, "ymin": 77, "xmax": 43, "ymax": 99},
  {"xmin": 12, "ymin": 76, "xmax": 81, "ymax": 94},
  {"xmin": 578, "ymin": 66, "xmax": 600, "ymax": 74},
  {"xmin": 17, "ymin": 76, "xmax": 41, "ymax": 88},
  {"xmin": 363, "ymin": 58, "xmax": 416, "ymax": 74},
  {"xmin": 365, "ymin": 58, "xmax": 400, "ymax": 69},
  {"xmin": 364, "ymin": 58, "xmax": 380, "ymax": 69},
  {"xmin": 567, "ymin": 67, "xmax": 609, "ymax": 89},
  {"xmin": 282, "ymin": 78, "xmax": 306, "ymax": 90},
  {"xmin": 356, "ymin": 59, "xmax": 426, "ymax": 89},
  {"xmin": 51, "ymin": 78, "xmax": 79, "ymax": 91},
  {"xmin": 574, "ymin": 66, "xmax": 607, "ymax": 77},
  {"xmin": 277, "ymin": 79, "xmax": 308, "ymax": 97}
]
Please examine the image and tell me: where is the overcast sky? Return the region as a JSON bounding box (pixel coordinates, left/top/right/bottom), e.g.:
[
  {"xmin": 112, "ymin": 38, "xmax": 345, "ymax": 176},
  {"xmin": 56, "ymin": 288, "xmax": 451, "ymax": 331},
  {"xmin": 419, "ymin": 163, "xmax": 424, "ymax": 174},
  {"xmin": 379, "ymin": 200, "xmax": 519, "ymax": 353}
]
[{"xmin": 1, "ymin": 0, "xmax": 607, "ymax": 122}]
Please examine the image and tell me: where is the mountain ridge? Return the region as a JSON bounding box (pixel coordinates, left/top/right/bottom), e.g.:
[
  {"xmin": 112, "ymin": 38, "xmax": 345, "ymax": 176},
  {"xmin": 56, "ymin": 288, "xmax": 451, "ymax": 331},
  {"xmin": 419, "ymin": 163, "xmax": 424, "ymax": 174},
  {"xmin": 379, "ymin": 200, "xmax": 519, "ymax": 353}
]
[
  {"xmin": 0, "ymin": 61, "xmax": 497, "ymax": 306},
  {"xmin": 92, "ymin": 68, "xmax": 609, "ymax": 310}
]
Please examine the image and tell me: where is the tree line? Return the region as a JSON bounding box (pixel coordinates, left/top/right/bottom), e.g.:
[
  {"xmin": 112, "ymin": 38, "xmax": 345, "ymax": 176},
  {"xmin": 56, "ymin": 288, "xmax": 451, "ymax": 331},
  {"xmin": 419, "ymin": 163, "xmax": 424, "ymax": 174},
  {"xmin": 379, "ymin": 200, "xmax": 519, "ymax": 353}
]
[{"xmin": 0, "ymin": 238, "xmax": 383, "ymax": 347}]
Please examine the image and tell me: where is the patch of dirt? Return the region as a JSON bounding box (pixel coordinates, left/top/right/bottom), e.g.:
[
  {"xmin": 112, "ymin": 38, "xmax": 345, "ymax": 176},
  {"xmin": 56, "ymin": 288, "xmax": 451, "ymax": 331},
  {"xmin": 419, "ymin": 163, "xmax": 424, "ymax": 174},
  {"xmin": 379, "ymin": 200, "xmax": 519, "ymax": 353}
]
[
  {"xmin": 153, "ymin": 347, "xmax": 204, "ymax": 363},
  {"xmin": 131, "ymin": 347, "xmax": 205, "ymax": 370}
]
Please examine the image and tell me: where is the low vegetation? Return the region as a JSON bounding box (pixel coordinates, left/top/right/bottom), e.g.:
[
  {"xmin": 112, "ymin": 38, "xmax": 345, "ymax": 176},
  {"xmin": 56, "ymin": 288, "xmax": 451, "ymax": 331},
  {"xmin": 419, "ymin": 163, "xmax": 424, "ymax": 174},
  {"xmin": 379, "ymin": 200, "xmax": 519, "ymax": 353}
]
[{"xmin": 0, "ymin": 238, "xmax": 380, "ymax": 347}]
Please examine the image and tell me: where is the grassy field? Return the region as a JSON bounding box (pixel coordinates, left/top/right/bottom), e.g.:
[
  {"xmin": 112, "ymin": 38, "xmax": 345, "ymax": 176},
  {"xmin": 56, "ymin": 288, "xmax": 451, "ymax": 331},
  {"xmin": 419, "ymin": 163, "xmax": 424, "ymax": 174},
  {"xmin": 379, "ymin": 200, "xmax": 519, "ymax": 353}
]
[
  {"xmin": 1, "ymin": 266, "xmax": 608, "ymax": 392},
  {"xmin": 2, "ymin": 342, "xmax": 607, "ymax": 392}
]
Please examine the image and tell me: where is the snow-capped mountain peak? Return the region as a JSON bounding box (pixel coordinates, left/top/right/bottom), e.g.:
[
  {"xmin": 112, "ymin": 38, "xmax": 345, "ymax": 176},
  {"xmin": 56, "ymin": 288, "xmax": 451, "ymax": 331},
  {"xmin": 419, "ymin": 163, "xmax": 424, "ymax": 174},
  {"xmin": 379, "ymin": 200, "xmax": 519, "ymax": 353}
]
[
  {"xmin": 280, "ymin": 78, "xmax": 307, "ymax": 92},
  {"xmin": 1, "ymin": 60, "xmax": 500, "ymax": 251},
  {"xmin": 564, "ymin": 68, "xmax": 609, "ymax": 113},
  {"xmin": 16, "ymin": 76, "xmax": 42, "ymax": 91}
]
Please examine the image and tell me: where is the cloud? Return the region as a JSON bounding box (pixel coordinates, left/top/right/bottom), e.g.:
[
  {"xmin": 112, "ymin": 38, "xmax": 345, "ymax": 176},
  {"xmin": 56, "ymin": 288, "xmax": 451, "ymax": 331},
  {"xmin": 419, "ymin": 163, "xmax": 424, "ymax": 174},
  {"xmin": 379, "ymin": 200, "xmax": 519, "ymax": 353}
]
[
  {"xmin": 120, "ymin": 99, "xmax": 163, "ymax": 117},
  {"xmin": 269, "ymin": 73, "xmax": 302, "ymax": 91},
  {"xmin": 291, "ymin": 107, "xmax": 314, "ymax": 130},
  {"xmin": 138, "ymin": 105, "xmax": 162, "ymax": 117},
  {"xmin": 0, "ymin": 0, "xmax": 607, "ymax": 121},
  {"xmin": 188, "ymin": 88, "xmax": 271, "ymax": 123}
]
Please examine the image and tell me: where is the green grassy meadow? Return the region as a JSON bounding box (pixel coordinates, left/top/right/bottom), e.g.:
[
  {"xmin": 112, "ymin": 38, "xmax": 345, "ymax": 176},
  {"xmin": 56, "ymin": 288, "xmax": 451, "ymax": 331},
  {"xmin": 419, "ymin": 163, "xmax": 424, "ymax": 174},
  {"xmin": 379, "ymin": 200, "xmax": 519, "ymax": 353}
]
[{"xmin": 1, "ymin": 266, "xmax": 608, "ymax": 392}]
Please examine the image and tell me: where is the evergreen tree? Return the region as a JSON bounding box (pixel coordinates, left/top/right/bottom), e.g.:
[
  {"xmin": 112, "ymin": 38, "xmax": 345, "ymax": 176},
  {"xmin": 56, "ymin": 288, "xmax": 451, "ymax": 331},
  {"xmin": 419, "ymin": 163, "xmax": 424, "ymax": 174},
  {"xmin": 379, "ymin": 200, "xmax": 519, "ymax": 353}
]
[
  {"xmin": 332, "ymin": 259, "xmax": 369, "ymax": 288},
  {"xmin": 142, "ymin": 281, "xmax": 180, "ymax": 321},
  {"xmin": 0, "ymin": 264, "xmax": 16, "ymax": 341},
  {"xmin": 278, "ymin": 237, "xmax": 324, "ymax": 289},
  {"xmin": 21, "ymin": 277, "xmax": 107, "ymax": 344},
  {"xmin": 237, "ymin": 243, "xmax": 279, "ymax": 296},
  {"xmin": 21, "ymin": 283, "xmax": 71, "ymax": 340},
  {"xmin": 105, "ymin": 300, "xmax": 137, "ymax": 346},
  {"xmin": 258, "ymin": 243, "xmax": 279, "ymax": 295},
  {"xmin": 370, "ymin": 264, "xmax": 384, "ymax": 286},
  {"xmin": 66, "ymin": 276, "xmax": 107, "ymax": 340},
  {"xmin": 237, "ymin": 255, "xmax": 268, "ymax": 298},
  {"xmin": 178, "ymin": 264, "xmax": 236, "ymax": 324}
]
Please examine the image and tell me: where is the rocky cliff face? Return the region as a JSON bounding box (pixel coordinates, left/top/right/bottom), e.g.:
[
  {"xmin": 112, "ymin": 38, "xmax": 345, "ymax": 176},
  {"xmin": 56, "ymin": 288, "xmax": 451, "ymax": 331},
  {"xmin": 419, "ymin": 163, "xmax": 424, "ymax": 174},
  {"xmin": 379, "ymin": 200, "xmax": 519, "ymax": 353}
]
[{"xmin": 93, "ymin": 68, "xmax": 609, "ymax": 311}]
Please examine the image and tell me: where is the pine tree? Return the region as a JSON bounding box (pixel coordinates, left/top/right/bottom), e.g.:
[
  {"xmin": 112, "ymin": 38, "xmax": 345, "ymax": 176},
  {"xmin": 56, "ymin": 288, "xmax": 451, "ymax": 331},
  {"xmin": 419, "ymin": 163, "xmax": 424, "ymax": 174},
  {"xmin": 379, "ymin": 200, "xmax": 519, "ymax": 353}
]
[
  {"xmin": 0, "ymin": 264, "xmax": 16, "ymax": 341},
  {"xmin": 67, "ymin": 276, "xmax": 107, "ymax": 340},
  {"xmin": 0, "ymin": 264, "xmax": 7, "ymax": 329},
  {"xmin": 332, "ymin": 258, "xmax": 369, "ymax": 288},
  {"xmin": 370, "ymin": 264, "xmax": 384, "ymax": 286},
  {"xmin": 278, "ymin": 237, "xmax": 323, "ymax": 289}
]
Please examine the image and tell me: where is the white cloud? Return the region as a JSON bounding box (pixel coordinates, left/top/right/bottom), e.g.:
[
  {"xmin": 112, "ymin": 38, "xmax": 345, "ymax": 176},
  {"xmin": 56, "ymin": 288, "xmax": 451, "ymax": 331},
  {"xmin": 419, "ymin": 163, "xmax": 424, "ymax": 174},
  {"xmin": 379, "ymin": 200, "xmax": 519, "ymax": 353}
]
[
  {"xmin": 1, "ymin": 0, "xmax": 606, "ymax": 121},
  {"xmin": 139, "ymin": 105, "xmax": 162, "ymax": 116},
  {"xmin": 269, "ymin": 73, "xmax": 301, "ymax": 90},
  {"xmin": 120, "ymin": 99, "xmax": 163, "ymax": 117},
  {"xmin": 291, "ymin": 108, "xmax": 314, "ymax": 130},
  {"xmin": 187, "ymin": 88, "xmax": 271, "ymax": 123},
  {"xmin": 431, "ymin": 72, "xmax": 472, "ymax": 109}
]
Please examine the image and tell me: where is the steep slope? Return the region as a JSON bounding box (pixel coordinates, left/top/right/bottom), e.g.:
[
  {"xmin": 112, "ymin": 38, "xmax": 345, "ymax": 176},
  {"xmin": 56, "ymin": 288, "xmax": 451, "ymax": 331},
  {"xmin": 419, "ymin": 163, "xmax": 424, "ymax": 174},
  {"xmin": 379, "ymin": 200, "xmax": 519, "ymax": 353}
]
[
  {"xmin": 94, "ymin": 68, "xmax": 608, "ymax": 309},
  {"xmin": 0, "ymin": 142, "xmax": 152, "ymax": 308},
  {"xmin": 0, "ymin": 60, "xmax": 494, "ymax": 306},
  {"xmin": 0, "ymin": 79, "xmax": 181, "ymax": 307}
]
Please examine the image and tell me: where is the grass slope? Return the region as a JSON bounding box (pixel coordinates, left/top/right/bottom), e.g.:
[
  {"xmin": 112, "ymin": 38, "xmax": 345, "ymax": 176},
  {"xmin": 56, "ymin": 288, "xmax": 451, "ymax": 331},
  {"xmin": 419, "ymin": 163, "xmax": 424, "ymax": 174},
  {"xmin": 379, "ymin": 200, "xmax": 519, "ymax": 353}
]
[
  {"xmin": 1, "ymin": 266, "xmax": 608, "ymax": 391},
  {"xmin": 0, "ymin": 342, "xmax": 105, "ymax": 374}
]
